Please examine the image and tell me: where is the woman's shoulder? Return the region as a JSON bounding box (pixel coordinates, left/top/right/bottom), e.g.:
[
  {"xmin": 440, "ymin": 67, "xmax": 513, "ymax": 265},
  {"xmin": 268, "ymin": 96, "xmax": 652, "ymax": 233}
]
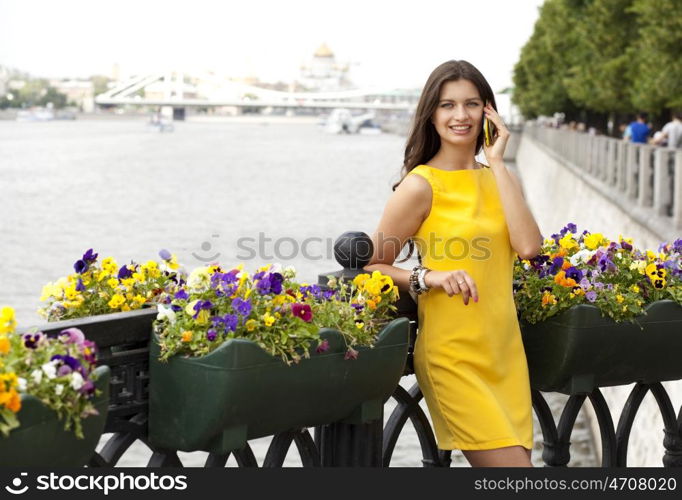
[{"xmin": 397, "ymin": 168, "xmax": 432, "ymax": 196}]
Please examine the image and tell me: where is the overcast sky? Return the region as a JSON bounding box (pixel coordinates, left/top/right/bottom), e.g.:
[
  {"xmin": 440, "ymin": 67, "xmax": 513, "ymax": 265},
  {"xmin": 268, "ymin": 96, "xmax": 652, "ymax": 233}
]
[{"xmin": 0, "ymin": 0, "xmax": 545, "ymax": 91}]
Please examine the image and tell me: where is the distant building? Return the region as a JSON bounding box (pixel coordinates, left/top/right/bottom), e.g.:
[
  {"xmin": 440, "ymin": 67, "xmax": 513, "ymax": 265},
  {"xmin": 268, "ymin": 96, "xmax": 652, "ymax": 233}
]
[{"xmin": 299, "ymin": 43, "xmax": 351, "ymax": 92}]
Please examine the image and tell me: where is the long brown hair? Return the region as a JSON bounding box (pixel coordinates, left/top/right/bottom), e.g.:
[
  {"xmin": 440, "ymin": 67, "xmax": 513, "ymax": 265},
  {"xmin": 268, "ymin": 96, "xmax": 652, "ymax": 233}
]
[
  {"xmin": 393, "ymin": 60, "xmax": 498, "ymax": 190},
  {"xmin": 395, "ymin": 60, "xmax": 497, "ymax": 263}
]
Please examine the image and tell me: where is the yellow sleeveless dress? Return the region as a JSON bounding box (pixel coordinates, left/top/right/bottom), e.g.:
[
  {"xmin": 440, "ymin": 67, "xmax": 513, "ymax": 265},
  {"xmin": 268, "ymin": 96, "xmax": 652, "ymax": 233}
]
[{"xmin": 409, "ymin": 164, "xmax": 533, "ymax": 451}]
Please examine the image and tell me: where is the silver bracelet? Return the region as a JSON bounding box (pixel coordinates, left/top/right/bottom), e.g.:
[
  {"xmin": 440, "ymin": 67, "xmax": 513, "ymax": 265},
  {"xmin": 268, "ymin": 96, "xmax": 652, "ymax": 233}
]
[{"xmin": 417, "ymin": 267, "xmax": 430, "ymax": 292}]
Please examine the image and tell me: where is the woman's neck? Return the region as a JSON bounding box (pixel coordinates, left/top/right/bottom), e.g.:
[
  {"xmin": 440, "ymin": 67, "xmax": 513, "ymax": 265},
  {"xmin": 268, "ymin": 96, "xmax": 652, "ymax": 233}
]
[{"xmin": 428, "ymin": 143, "xmax": 478, "ymax": 171}]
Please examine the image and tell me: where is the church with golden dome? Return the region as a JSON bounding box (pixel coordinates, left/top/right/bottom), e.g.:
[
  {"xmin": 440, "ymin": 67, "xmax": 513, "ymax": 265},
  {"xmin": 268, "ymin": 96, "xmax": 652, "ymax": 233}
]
[{"xmin": 299, "ymin": 43, "xmax": 351, "ymax": 92}]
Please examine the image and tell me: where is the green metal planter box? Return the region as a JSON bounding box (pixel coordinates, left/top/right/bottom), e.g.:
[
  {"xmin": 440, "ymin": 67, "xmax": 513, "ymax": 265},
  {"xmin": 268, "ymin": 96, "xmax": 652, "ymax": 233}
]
[
  {"xmin": 148, "ymin": 317, "xmax": 409, "ymax": 454},
  {"xmin": 0, "ymin": 365, "xmax": 110, "ymax": 466},
  {"xmin": 520, "ymin": 300, "xmax": 682, "ymax": 395}
]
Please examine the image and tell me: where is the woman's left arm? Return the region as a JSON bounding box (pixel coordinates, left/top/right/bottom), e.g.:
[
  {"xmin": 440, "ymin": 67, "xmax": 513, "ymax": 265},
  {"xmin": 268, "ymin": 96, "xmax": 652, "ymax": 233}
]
[{"xmin": 482, "ymin": 103, "xmax": 542, "ymax": 259}]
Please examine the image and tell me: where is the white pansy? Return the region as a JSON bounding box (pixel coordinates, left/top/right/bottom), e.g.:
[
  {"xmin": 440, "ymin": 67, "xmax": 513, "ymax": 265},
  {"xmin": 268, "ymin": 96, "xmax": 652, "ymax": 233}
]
[
  {"xmin": 268, "ymin": 263, "xmax": 282, "ymax": 274},
  {"xmin": 156, "ymin": 304, "xmax": 176, "ymax": 324},
  {"xmin": 569, "ymin": 249, "xmax": 596, "ymax": 266},
  {"xmin": 31, "ymin": 369, "xmax": 42, "ymax": 384},
  {"xmin": 187, "ymin": 266, "xmax": 211, "ymax": 291},
  {"xmin": 17, "ymin": 377, "xmax": 27, "ymax": 391},
  {"xmin": 70, "ymin": 372, "xmax": 84, "ymax": 391},
  {"xmin": 55, "ymin": 384, "xmax": 64, "ymax": 396},
  {"xmin": 42, "ymin": 361, "xmax": 57, "ymax": 380}
]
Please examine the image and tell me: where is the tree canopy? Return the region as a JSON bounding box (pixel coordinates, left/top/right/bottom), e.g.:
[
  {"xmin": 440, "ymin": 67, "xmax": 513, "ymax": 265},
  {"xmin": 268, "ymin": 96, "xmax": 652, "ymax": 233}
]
[{"xmin": 513, "ymin": 0, "xmax": 682, "ymax": 128}]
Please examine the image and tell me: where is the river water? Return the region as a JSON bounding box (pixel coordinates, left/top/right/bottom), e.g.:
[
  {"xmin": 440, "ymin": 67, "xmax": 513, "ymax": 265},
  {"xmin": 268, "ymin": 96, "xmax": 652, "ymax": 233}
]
[{"xmin": 0, "ymin": 116, "xmax": 597, "ymax": 466}]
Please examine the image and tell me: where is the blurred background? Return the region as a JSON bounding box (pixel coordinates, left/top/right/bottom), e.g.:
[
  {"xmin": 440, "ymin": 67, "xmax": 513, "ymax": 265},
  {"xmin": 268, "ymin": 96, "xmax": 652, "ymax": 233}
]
[{"xmin": 1, "ymin": 0, "xmax": 680, "ymax": 467}]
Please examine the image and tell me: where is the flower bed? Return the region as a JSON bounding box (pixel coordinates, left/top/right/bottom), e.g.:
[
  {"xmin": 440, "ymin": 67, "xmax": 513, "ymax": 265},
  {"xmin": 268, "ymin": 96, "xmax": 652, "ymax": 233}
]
[
  {"xmin": 514, "ymin": 225, "xmax": 682, "ymax": 393},
  {"xmin": 147, "ymin": 264, "xmax": 408, "ymax": 453},
  {"xmin": 0, "ymin": 307, "xmax": 109, "ymax": 465}
]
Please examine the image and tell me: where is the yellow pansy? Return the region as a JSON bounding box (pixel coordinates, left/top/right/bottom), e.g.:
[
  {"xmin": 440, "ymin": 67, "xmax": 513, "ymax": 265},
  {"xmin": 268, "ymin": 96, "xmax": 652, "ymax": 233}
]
[
  {"xmin": 245, "ymin": 319, "xmax": 257, "ymax": 332},
  {"xmin": 616, "ymin": 294, "xmax": 624, "ymax": 303},
  {"xmin": 583, "ymin": 233, "xmax": 606, "ymax": 250},
  {"xmin": 64, "ymin": 285, "xmax": 79, "ymax": 300},
  {"xmin": 630, "ymin": 261, "xmax": 646, "ymax": 274},
  {"xmin": 107, "ymin": 278, "xmax": 119, "ymax": 288},
  {"xmin": 263, "ymin": 313, "xmax": 275, "ymax": 327},
  {"xmin": 0, "ymin": 306, "xmax": 16, "ymax": 334},
  {"xmin": 558, "ymin": 234, "xmax": 578, "ymax": 251},
  {"xmin": 181, "ymin": 330, "xmax": 193, "ymax": 342},
  {"xmin": 108, "ymin": 294, "xmax": 126, "ymax": 309},
  {"xmin": 353, "ymin": 274, "xmax": 370, "ymax": 288},
  {"xmin": 101, "ymin": 257, "xmax": 118, "ymax": 275},
  {"xmin": 195, "ymin": 310, "xmax": 210, "ymax": 325},
  {"xmin": 132, "ymin": 295, "xmax": 146, "ymax": 306},
  {"xmin": 185, "ymin": 300, "xmax": 199, "ymax": 316},
  {"xmin": 630, "ymin": 285, "xmax": 640, "ymax": 293}
]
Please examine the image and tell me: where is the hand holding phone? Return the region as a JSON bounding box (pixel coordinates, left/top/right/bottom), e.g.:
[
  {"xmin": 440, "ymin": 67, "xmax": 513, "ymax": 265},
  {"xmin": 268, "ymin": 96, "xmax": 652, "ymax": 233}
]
[{"xmin": 483, "ymin": 115, "xmax": 497, "ymax": 147}]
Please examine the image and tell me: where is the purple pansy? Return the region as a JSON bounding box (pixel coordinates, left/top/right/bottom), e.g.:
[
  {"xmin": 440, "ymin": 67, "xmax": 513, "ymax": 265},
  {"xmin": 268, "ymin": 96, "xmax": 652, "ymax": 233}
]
[
  {"xmin": 231, "ymin": 297, "xmax": 252, "ymax": 316},
  {"xmin": 256, "ymin": 272, "xmax": 284, "ymax": 295},
  {"xmin": 300, "ymin": 285, "xmax": 323, "ymax": 300},
  {"xmin": 73, "ymin": 259, "xmax": 87, "ymax": 274},
  {"xmin": 316, "ymin": 339, "xmax": 330, "ymax": 353},
  {"xmin": 174, "ymin": 289, "xmax": 189, "ymax": 300},
  {"xmin": 585, "ymin": 291, "xmax": 597, "ymax": 302},
  {"xmin": 223, "ymin": 314, "xmax": 238, "ymax": 332},
  {"xmin": 82, "ymin": 248, "xmax": 98, "ymax": 263},
  {"xmin": 549, "ymin": 257, "xmax": 564, "ymax": 275},
  {"xmin": 51, "ymin": 354, "xmax": 83, "ymax": 375},
  {"xmin": 60, "ymin": 327, "xmax": 85, "ymax": 345},
  {"xmin": 192, "ymin": 300, "xmax": 213, "ymax": 318},
  {"xmin": 118, "ymin": 265, "xmax": 133, "ymax": 279},
  {"xmin": 159, "ymin": 249, "xmax": 172, "ymax": 261},
  {"xmin": 22, "ymin": 332, "xmax": 44, "ymax": 349},
  {"xmin": 565, "ymin": 267, "xmax": 583, "ymax": 282}
]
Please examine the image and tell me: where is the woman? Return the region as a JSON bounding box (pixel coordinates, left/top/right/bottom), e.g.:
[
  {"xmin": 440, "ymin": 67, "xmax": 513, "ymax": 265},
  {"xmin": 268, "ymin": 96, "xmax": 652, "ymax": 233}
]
[{"xmin": 364, "ymin": 60, "xmax": 542, "ymax": 467}]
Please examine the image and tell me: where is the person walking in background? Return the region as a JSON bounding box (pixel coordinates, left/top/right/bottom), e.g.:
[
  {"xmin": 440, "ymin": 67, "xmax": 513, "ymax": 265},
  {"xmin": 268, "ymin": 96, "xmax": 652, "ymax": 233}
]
[
  {"xmin": 653, "ymin": 112, "xmax": 682, "ymax": 149},
  {"xmin": 628, "ymin": 113, "xmax": 651, "ymax": 144}
]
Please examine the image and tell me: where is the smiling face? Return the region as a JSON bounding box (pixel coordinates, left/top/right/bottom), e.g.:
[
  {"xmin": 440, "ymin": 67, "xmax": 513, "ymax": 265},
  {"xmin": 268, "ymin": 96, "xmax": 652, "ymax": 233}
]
[{"xmin": 431, "ymin": 79, "xmax": 484, "ymax": 148}]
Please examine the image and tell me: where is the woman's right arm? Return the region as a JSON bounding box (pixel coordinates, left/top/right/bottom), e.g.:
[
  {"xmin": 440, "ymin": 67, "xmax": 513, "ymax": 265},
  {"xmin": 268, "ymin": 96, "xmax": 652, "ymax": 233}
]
[{"xmin": 364, "ymin": 174, "xmax": 432, "ymax": 291}]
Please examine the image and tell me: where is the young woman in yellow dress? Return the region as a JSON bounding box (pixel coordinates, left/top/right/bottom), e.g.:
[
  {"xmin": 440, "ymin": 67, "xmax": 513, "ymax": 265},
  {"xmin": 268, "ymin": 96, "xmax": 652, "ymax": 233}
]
[{"xmin": 365, "ymin": 60, "xmax": 542, "ymax": 467}]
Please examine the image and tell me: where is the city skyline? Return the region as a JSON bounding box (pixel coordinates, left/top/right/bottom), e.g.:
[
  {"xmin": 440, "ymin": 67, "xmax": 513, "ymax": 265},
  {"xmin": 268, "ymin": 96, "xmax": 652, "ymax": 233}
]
[{"xmin": 0, "ymin": 0, "xmax": 544, "ymax": 91}]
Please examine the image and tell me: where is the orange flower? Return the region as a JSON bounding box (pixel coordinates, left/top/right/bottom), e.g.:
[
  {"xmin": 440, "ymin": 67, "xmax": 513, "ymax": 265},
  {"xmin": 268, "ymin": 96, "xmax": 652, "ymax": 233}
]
[
  {"xmin": 6, "ymin": 390, "xmax": 21, "ymax": 413},
  {"xmin": 541, "ymin": 291, "xmax": 557, "ymax": 307},
  {"xmin": 0, "ymin": 335, "xmax": 9, "ymax": 355},
  {"xmin": 554, "ymin": 271, "xmax": 577, "ymax": 288}
]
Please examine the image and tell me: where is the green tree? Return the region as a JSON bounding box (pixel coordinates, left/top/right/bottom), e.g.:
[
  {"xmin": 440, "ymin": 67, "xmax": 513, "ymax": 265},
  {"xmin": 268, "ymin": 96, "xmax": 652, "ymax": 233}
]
[
  {"xmin": 626, "ymin": 0, "xmax": 682, "ymax": 111},
  {"xmin": 563, "ymin": 0, "xmax": 637, "ymax": 114},
  {"xmin": 512, "ymin": 0, "xmax": 587, "ymax": 119}
]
